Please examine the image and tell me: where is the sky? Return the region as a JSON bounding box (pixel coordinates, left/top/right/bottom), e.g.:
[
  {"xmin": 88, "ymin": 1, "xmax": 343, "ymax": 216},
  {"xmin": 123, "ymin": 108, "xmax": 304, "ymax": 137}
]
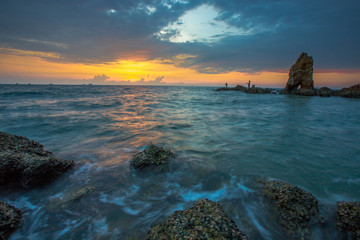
[{"xmin": 0, "ymin": 0, "xmax": 359, "ymax": 87}]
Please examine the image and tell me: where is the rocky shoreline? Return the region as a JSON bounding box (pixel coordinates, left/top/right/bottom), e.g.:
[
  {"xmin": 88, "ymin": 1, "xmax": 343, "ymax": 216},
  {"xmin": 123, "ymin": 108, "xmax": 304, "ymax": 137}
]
[
  {"xmin": 217, "ymin": 52, "xmax": 360, "ymax": 98},
  {"xmin": 1, "ymin": 134, "xmax": 360, "ymax": 239}
]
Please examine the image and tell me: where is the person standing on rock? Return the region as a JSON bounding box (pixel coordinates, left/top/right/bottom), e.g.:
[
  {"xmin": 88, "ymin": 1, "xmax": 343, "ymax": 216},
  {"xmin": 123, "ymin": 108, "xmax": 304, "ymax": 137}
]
[
  {"xmin": 248, "ymin": 80, "xmax": 251, "ymax": 90},
  {"xmin": 225, "ymin": 82, "xmax": 228, "ymax": 88}
]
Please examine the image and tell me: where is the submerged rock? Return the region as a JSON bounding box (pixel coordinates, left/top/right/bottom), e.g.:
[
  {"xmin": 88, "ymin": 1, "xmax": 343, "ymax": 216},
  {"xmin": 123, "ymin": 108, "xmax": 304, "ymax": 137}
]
[
  {"xmin": 261, "ymin": 180, "xmax": 319, "ymax": 239},
  {"xmin": 147, "ymin": 199, "xmax": 248, "ymax": 240},
  {"xmin": 337, "ymin": 201, "xmax": 360, "ymax": 239},
  {"xmin": 285, "ymin": 52, "xmax": 314, "ymax": 93},
  {"xmin": 131, "ymin": 144, "xmax": 174, "ymax": 169},
  {"xmin": 336, "ymin": 84, "xmax": 360, "ymax": 98},
  {"xmin": 0, "ymin": 131, "xmax": 75, "ymax": 187},
  {"xmin": 49, "ymin": 186, "xmax": 96, "ymax": 210},
  {"xmin": 0, "ymin": 201, "xmax": 22, "ymax": 240}
]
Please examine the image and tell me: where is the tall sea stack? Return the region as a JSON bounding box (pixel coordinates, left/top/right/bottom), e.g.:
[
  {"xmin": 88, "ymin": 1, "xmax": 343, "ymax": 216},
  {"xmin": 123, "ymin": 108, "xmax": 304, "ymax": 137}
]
[{"xmin": 285, "ymin": 52, "xmax": 314, "ymax": 92}]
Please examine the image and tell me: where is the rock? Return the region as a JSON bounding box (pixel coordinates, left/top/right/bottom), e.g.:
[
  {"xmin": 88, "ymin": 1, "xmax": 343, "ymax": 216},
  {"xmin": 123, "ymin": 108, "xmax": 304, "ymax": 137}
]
[
  {"xmin": 49, "ymin": 186, "xmax": 96, "ymax": 210},
  {"xmin": 337, "ymin": 201, "xmax": 360, "ymax": 239},
  {"xmin": 316, "ymin": 87, "xmax": 334, "ymax": 97},
  {"xmin": 285, "ymin": 52, "xmax": 314, "ymax": 92},
  {"xmin": 0, "ymin": 201, "xmax": 22, "ymax": 240},
  {"xmin": 216, "ymin": 85, "xmax": 247, "ymax": 92},
  {"xmin": 234, "ymin": 85, "xmax": 247, "ymax": 91},
  {"xmin": 0, "ymin": 132, "xmax": 75, "ymax": 187},
  {"xmin": 131, "ymin": 144, "xmax": 174, "ymax": 169},
  {"xmin": 293, "ymin": 88, "xmax": 317, "ymax": 96},
  {"xmin": 336, "ymin": 84, "xmax": 360, "ymax": 98},
  {"xmin": 147, "ymin": 199, "xmax": 248, "ymax": 240},
  {"xmin": 245, "ymin": 86, "xmax": 273, "ymax": 94},
  {"xmin": 261, "ymin": 180, "xmax": 319, "ymax": 239}
]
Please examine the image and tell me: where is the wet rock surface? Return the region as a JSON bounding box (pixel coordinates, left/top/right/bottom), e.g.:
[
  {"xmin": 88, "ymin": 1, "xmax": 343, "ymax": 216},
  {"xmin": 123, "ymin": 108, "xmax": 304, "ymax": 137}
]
[
  {"xmin": 147, "ymin": 199, "xmax": 248, "ymax": 240},
  {"xmin": 0, "ymin": 131, "xmax": 75, "ymax": 187},
  {"xmin": 285, "ymin": 52, "xmax": 314, "ymax": 92},
  {"xmin": 261, "ymin": 180, "xmax": 319, "ymax": 239},
  {"xmin": 337, "ymin": 201, "xmax": 360, "ymax": 239},
  {"xmin": 131, "ymin": 144, "xmax": 174, "ymax": 169},
  {"xmin": 0, "ymin": 201, "xmax": 22, "ymax": 240}
]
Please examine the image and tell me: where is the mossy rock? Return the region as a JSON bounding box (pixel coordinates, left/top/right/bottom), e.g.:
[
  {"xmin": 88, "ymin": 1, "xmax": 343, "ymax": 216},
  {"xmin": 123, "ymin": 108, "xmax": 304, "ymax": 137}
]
[
  {"xmin": 0, "ymin": 201, "xmax": 22, "ymax": 240},
  {"xmin": 337, "ymin": 201, "xmax": 360, "ymax": 239},
  {"xmin": 261, "ymin": 180, "xmax": 319, "ymax": 240},
  {"xmin": 131, "ymin": 145, "xmax": 174, "ymax": 169},
  {"xmin": 147, "ymin": 199, "xmax": 248, "ymax": 240},
  {"xmin": 0, "ymin": 131, "xmax": 74, "ymax": 187}
]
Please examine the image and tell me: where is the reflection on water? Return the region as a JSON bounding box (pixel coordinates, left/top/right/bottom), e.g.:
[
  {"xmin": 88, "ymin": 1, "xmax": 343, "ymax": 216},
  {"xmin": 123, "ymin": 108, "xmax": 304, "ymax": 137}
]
[{"xmin": 0, "ymin": 84, "xmax": 359, "ymax": 239}]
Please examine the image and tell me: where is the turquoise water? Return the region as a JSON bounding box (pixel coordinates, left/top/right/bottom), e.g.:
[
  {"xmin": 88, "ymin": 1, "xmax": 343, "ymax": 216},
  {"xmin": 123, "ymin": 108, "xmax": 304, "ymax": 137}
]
[{"xmin": 0, "ymin": 84, "xmax": 359, "ymax": 239}]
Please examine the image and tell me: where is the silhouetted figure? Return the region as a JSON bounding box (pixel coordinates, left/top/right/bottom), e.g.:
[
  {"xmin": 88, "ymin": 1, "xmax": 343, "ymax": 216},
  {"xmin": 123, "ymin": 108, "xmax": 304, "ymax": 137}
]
[
  {"xmin": 247, "ymin": 80, "xmax": 251, "ymax": 90},
  {"xmin": 225, "ymin": 82, "xmax": 228, "ymax": 88}
]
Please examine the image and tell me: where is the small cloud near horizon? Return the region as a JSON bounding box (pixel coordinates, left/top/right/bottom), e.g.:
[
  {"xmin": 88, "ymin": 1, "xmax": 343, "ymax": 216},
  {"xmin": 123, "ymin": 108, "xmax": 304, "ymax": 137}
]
[{"xmin": 89, "ymin": 74, "xmax": 167, "ymax": 85}]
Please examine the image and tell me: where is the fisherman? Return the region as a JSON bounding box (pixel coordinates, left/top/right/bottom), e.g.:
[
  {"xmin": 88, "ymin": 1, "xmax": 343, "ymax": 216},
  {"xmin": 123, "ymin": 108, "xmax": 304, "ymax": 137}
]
[
  {"xmin": 225, "ymin": 82, "xmax": 228, "ymax": 88},
  {"xmin": 247, "ymin": 80, "xmax": 251, "ymax": 90}
]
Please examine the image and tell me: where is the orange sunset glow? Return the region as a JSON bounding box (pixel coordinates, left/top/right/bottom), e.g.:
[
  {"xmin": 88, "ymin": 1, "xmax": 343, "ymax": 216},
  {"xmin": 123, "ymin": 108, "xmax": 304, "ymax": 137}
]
[{"xmin": 0, "ymin": 47, "xmax": 358, "ymax": 88}]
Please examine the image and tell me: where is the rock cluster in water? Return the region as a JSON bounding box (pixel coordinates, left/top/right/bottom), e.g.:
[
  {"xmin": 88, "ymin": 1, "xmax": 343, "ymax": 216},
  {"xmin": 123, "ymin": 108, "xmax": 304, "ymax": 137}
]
[
  {"xmin": 147, "ymin": 198, "xmax": 248, "ymax": 240},
  {"xmin": 216, "ymin": 52, "xmax": 360, "ymax": 98},
  {"xmin": 337, "ymin": 201, "xmax": 360, "ymax": 239},
  {"xmin": 0, "ymin": 201, "xmax": 22, "ymax": 240},
  {"xmin": 261, "ymin": 180, "xmax": 320, "ymax": 239},
  {"xmin": 285, "ymin": 52, "xmax": 315, "ymax": 94},
  {"xmin": 0, "ymin": 132, "xmax": 75, "ymax": 187},
  {"xmin": 131, "ymin": 144, "xmax": 174, "ymax": 169}
]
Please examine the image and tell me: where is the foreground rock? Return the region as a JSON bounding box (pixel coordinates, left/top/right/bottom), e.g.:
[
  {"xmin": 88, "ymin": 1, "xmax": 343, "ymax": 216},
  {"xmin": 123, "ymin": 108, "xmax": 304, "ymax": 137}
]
[
  {"xmin": 147, "ymin": 199, "xmax": 248, "ymax": 240},
  {"xmin": 0, "ymin": 201, "xmax": 22, "ymax": 240},
  {"xmin": 337, "ymin": 201, "xmax": 360, "ymax": 239},
  {"xmin": 0, "ymin": 132, "xmax": 75, "ymax": 187},
  {"xmin": 131, "ymin": 144, "xmax": 174, "ymax": 169},
  {"xmin": 262, "ymin": 180, "xmax": 319, "ymax": 239},
  {"xmin": 285, "ymin": 52, "xmax": 315, "ymax": 94}
]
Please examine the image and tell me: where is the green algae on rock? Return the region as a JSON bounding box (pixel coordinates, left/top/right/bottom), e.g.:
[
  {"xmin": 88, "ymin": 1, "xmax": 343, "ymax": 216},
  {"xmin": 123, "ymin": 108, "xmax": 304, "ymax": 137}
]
[
  {"xmin": 337, "ymin": 201, "xmax": 360, "ymax": 240},
  {"xmin": 0, "ymin": 131, "xmax": 75, "ymax": 187},
  {"xmin": 131, "ymin": 144, "xmax": 174, "ymax": 169},
  {"xmin": 261, "ymin": 180, "xmax": 319, "ymax": 240},
  {"xmin": 147, "ymin": 199, "xmax": 248, "ymax": 240},
  {"xmin": 0, "ymin": 201, "xmax": 22, "ymax": 240}
]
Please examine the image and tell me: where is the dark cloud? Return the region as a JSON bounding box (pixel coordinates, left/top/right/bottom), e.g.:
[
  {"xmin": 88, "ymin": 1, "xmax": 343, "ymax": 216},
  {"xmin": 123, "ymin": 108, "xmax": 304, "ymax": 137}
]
[{"xmin": 0, "ymin": 0, "xmax": 359, "ymax": 73}]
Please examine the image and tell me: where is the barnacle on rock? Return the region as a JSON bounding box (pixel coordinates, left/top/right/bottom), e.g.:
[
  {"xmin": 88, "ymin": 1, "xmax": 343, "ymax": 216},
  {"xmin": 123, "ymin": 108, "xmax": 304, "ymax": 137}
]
[
  {"xmin": 261, "ymin": 180, "xmax": 319, "ymax": 240},
  {"xmin": 131, "ymin": 144, "xmax": 174, "ymax": 169},
  {"xmin": 147, "ymin": 199, "xmax": 248, "ymax": 240}
]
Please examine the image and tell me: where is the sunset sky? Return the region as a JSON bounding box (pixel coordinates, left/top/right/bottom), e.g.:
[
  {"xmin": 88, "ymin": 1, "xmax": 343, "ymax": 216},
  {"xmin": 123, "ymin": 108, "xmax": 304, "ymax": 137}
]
[{"xmin": 0, "ymin": 0, "xmax": 359, "ymax": 87}]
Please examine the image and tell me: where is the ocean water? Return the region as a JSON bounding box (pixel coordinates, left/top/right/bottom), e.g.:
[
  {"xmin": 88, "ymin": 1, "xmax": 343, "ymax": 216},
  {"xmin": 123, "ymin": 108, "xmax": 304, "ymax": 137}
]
[{"xmin": 0, "ymin": 84, "xmax": 359, "ymax": 240}]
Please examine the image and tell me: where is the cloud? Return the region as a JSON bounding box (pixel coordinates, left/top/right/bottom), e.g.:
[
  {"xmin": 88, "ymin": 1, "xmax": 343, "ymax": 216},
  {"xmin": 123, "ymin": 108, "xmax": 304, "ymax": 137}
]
[
  {"xmin": 94, "ymin": 74, "xmax": 166, "ymax": 85},
  {"xmin": 0, "ymin": 0, "xmax": 359, "ymax": 74},
  {"xmin": 88, "ymin": 74, "xmax": 110, "ymax": 82}
]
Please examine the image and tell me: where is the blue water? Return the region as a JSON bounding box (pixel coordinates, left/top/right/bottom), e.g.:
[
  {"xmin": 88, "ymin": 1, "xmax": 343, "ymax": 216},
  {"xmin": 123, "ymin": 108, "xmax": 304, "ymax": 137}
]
[{"xmin": 0, "ymin": 84, "xmax": 359, "ymax": 239}]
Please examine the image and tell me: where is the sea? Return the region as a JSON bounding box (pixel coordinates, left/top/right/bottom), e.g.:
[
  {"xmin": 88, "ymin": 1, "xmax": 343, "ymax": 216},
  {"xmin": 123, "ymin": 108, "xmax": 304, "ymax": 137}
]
[{"xmin": 0, "ymin": 84, "xmax": 359, "ymax": 240}]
